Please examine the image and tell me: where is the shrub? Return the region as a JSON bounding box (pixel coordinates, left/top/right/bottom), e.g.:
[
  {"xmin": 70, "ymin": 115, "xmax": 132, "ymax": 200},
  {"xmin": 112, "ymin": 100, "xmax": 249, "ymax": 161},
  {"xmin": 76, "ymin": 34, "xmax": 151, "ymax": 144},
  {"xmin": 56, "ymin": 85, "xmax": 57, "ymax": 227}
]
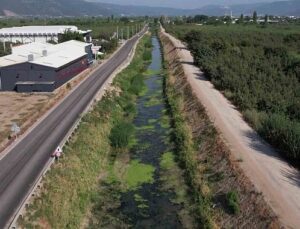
[
  {"xmin": 226, "ymin": 191, "xmax": 240, "ymax": 215},
  {"xmin": 143, "ymin": 50, "xmax": 152, "ymax": 61},
  {"xmin": 144, "ymin": 39, "xmax": 153, "ymax": 48},
  {"xmin": 243, "ymin": 109, "xmax": 267, "ymax": 130},
  {"xmin": 109, "ymin": 122, "xmax": 134, "ymax": 148},
  {"xmin": 129, "ymin": 74, "xmax": 145, "ymax": 95},
  {"xmin": 260, "ymin": 114, "xmax": 300, "ymax": 162}
]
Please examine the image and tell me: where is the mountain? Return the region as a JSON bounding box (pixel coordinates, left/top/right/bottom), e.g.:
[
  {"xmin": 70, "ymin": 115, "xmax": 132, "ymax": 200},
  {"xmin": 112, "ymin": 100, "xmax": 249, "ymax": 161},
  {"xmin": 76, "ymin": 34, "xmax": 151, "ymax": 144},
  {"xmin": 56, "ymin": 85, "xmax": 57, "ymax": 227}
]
[
  {"xmin": 0, "ymin": 0, "xmax": 191, "ymax": 17},
  {"xmin": 198, "ymin": 0, "xmax": 300, "ymax": 16},
  {"xmin": 0, "ymin": 0, "xmax": 298, "ymax": 17},
  {"xmin": 86, "ymin": 0, "xmax": 277, "ymax": 9}
]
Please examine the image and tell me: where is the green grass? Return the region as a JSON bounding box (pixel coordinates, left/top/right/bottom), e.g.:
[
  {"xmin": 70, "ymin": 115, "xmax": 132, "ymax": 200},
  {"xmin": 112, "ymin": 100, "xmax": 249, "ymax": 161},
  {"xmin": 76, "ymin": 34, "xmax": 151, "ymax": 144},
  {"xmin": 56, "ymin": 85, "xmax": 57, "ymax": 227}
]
[
  {"xmin": 159, "ymin": 113, "xmax": 171, "ymax": 129},
  {"xmin": 226, "ymin": 191, "xmax": 240, "ymax": 215},
  {"xmin": 125, "ymin": 160, "xmax": 155, "ymax": 190}
]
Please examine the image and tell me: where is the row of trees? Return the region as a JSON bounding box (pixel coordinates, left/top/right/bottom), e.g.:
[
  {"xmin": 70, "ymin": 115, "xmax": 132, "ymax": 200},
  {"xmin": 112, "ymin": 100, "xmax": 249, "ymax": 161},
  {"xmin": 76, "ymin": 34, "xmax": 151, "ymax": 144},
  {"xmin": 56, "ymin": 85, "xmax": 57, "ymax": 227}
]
[
  {"xmin": 168, "ymin": 12, "xmax": 298, "ymax": 26},
  {"xmin": 167, "ymin": 26, "xmax": 300, "ymax": 164}
]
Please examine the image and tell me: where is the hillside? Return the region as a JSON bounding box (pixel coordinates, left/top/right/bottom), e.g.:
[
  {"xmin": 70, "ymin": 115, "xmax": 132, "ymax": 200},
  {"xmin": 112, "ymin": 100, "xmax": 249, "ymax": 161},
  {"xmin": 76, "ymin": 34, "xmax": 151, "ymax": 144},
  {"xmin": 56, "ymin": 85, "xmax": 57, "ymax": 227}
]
[
  {"xmin": 0, "ymin": 0, "xmax": 190, "ymax": 17},
  {"xmin": 200, "ymin": 0, "xmax": 300, "ymax": 16},
  {"xmin": 0, "ymin": 0, "xmax": 299, "ymax": 17}
]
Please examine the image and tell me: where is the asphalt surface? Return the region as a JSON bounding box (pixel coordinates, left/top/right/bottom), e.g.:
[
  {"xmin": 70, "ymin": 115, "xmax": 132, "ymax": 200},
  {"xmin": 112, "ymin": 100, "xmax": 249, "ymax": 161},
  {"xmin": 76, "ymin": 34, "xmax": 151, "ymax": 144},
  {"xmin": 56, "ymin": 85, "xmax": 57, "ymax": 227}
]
[{"xmin": 0, "ymin": 29, "xmax": 146, "ymax": 228}]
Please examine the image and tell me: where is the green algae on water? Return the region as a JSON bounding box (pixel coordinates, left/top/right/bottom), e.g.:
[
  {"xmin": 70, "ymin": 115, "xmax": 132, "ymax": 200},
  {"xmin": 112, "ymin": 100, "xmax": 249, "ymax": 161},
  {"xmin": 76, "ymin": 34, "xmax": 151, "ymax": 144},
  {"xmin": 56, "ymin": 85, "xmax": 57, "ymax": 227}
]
[{"xmin": 125, "ymin": 160, "xmax": 155, "ymax": 190}]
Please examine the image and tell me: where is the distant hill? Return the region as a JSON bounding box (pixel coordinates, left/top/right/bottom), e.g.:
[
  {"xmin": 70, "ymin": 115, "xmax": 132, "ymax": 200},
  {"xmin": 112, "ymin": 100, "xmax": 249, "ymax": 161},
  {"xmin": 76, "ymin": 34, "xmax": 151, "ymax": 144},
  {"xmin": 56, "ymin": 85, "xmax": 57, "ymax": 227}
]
[
  {"xmin": 0, "ymin": 0, "xmax": 192, "ymax": 17},
  {"xmin": 0, "ymin": 0, "xmax": 298, "ymax": 17},
  {"xmin": 198, "ymin": 0, "xmax": 300, "ymax": 16}
]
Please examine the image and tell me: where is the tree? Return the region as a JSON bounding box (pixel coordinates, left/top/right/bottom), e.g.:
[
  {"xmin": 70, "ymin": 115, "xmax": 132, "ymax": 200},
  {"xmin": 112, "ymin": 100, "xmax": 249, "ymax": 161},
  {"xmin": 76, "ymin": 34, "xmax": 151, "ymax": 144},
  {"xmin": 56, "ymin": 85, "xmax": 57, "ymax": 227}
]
[
  {"xmin": 194, "ymin": 15, "xmax": 209, "ymax": 23},
  {"xmin": 253, "ymin": 11, "xmax": 258, "ymax": 23},
  {"xmin": 58, "ymin": 30, "xmax": 84, "ymax": 43},
  {"xmin": 239, "ymin": 14, "xmax": 244, "ymax": 24},
  {"xmin": 120, "ymin": 17, "xmax": 129, "ymax": 23}
]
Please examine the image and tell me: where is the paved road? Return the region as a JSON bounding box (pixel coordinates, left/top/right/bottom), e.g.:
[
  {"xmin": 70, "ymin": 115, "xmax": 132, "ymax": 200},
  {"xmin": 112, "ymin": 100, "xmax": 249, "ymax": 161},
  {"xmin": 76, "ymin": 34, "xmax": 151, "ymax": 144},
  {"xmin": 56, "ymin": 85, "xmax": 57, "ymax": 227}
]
[
  {"xmin": 0, "ymin": 29, "xmax": 146, "ymax": 228},
  {"xmin": 161, "ymin": 28, "xmax": 300, "ymax": 228}
]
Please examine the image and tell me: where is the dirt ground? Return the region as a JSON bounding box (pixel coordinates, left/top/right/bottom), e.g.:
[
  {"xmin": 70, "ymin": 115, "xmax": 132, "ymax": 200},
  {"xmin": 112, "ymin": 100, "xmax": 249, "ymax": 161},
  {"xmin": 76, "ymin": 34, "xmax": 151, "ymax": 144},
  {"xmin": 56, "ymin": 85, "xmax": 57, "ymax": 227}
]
[
  {"xmin": 0, "ymin": 66, "xmax": 95, "ymax": 153},
  {"xmin": 0, "ymin": 92, "xmax": 52, "ymax": 145},
  {"xmin": 161, "ymin": 27, "xmax": 300, "ymax": 228}
]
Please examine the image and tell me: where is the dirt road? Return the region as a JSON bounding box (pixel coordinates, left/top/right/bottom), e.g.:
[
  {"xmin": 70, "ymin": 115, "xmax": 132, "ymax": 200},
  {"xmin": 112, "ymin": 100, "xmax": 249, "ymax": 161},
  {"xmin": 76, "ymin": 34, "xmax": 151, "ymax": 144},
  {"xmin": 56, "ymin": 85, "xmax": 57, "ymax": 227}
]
[{"xmin": 161, "ymin": 28, "xmax": 300, "ymax": 228}]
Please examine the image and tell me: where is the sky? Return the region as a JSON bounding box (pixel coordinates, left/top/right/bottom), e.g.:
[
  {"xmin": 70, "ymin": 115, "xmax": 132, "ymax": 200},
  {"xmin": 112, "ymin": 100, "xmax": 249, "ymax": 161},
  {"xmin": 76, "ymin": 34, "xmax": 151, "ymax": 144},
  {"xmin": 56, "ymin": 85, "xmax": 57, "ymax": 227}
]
[{"xmin": 87, "ymin": 0, "xmax": 281, "ymax": 9}]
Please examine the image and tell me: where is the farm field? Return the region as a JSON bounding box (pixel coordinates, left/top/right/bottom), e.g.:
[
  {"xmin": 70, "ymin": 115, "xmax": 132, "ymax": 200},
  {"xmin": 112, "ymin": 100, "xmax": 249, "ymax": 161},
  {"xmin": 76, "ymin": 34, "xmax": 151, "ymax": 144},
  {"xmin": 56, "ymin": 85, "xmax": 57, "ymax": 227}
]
[{"xmin": 165, "ymin": 23, "xmax": 300, "ymax": 165}]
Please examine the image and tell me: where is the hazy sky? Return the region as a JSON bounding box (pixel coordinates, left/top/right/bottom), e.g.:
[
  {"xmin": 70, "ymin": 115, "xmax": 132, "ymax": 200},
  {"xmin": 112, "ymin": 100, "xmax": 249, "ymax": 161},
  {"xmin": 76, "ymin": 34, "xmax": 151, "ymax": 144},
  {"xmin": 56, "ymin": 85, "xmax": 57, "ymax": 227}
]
[{"xmin": 88, "ymin": 0, "xmax": 281, "ymax": 9}]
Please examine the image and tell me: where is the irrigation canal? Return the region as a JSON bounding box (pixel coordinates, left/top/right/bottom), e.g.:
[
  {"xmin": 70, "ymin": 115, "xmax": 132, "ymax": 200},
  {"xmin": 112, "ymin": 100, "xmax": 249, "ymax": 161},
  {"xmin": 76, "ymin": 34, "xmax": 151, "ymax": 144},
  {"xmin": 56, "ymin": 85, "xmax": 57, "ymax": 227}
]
[{"xmin": 90, "ymin": 36, "xmax": 197, "ymax": 228}]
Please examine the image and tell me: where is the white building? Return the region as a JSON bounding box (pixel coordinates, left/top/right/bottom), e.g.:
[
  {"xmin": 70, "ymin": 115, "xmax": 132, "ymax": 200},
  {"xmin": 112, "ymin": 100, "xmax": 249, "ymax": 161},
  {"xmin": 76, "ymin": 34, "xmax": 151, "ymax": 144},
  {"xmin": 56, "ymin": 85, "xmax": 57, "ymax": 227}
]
[{"xmin": 0, "ymin": 25, "xmax": 92, "ymax": 44}]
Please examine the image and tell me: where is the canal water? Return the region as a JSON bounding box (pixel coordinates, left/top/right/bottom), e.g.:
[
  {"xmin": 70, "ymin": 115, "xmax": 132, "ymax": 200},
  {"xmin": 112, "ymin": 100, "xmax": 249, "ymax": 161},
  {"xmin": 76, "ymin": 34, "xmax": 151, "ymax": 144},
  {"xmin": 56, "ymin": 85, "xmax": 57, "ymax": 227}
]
[{"xmin": 90, "ymin": 36, "xmax": 196, "ymax": 228}]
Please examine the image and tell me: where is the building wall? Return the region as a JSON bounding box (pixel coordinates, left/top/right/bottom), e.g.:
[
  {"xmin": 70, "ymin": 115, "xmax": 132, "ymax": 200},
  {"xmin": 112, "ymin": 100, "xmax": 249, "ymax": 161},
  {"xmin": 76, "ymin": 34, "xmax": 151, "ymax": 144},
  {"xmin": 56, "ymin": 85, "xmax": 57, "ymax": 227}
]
[
  {"xmin": 0, "ymin": 55, "xmax": 89, "ymax": 92},
  {"xmin": 54, "ymin": 56, "xmax": 89, "ymax": 89},
  {"xmin": 16, "ymin": 83, "xmax": 55, "ymax": 93},
  {"xmin": 0, "ymin": 63, "xmax": 55, "ymax": 91}
]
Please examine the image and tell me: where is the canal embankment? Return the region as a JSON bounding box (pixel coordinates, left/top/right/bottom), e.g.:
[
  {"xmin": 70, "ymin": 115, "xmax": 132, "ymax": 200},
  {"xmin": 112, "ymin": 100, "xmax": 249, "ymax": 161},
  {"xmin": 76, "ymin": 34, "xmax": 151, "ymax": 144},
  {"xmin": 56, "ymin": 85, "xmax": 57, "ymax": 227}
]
[{"xmin": 159, "ymin": 29, "xmax": 280, "ymax": 228}]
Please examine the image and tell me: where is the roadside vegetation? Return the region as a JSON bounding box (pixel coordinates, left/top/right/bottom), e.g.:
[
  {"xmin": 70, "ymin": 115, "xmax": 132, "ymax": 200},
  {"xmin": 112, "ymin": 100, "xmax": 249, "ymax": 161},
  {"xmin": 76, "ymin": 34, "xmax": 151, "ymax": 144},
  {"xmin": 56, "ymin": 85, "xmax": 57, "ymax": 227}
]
[
  {"xmin": 165, "ymin": 22, "xmax": 300, "ymax": 165},
  {"xmin": 17, "ymin": 32, "xmax": 150, "ymax": 229},
  {"xmin": 160, "ymin": 30, "xmax": 279, "ymax": 228}
]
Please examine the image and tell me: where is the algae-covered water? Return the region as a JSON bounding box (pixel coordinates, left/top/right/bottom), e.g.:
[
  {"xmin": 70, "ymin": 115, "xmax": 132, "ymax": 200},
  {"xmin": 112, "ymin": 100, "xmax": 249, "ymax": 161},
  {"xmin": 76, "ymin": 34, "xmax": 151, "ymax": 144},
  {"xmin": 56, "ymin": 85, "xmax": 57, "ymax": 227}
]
[{"xmin": 89, "ymin": 37, "xmax": 197, "ymax": 228}]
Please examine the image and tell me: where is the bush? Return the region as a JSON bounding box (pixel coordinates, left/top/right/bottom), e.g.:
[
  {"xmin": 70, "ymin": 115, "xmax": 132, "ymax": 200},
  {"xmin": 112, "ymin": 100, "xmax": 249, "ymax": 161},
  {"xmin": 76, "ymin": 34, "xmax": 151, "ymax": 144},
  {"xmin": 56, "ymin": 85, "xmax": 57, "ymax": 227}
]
[
  {"xmin": 144, "ymin": 39, "xmax": 153, "ymax": 48},
  {"xmin": 143, "ymin": 50, "xmax": 152, "ymax": 61},
  {"xmin": 129, "ymin": 74, "xmax": 145, "ymax": 95},
  {"xmin": 109, "ymin": 122, "xmax": 134, "ymax": 148},
  {"xmin": 226, "ymin": 191, "xmax": 240, "ymax": 215},
  {"xmin": 243, "ymin": 109, "xmax": 267, "ymax": 130},
  {"xmin": 260, "ymin": 114, "xmax": 300, "ymax": 162}
]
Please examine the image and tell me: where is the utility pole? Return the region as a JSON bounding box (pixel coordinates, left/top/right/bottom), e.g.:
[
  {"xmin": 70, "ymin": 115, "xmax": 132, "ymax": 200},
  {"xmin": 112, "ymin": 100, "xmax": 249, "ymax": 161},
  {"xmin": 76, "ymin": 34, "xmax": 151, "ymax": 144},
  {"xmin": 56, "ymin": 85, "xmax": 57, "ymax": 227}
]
[
  {"xmin": 127, "ymin": 26, "xmax": 130, "ymax": 39},
  {"xmin": 3, "ymin": 40, "xmax": 5, "ymax": 53}
]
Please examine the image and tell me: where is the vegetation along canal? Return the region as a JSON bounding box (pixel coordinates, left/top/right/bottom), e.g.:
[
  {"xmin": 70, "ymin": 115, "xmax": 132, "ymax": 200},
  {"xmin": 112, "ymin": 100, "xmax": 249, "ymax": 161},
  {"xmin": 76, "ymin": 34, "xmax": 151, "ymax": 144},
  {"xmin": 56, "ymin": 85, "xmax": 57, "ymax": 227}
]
[{"xmin": 88, "ymin": 36, "xmax": 197, "ymax": 228}]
